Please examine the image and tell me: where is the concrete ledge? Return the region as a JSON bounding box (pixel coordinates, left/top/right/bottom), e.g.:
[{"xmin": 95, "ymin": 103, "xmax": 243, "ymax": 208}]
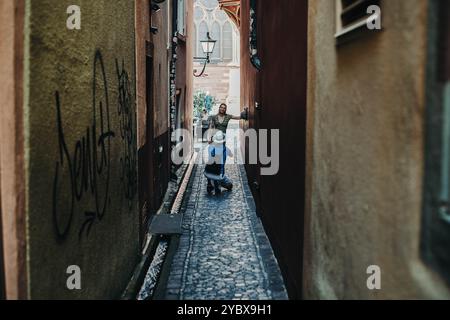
[
  {"xmin": 121, "ymin": 161, "xmax": 193, "ymax": 300},
  {"xmin": 152, "ymin": 160, "xmax": 199, "ymax": 300}
]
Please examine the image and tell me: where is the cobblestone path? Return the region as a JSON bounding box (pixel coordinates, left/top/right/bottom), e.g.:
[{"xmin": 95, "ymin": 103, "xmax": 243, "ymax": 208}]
[{"xmin": 165, "ymin": 158, "xmax": 288, "ymax": 300}]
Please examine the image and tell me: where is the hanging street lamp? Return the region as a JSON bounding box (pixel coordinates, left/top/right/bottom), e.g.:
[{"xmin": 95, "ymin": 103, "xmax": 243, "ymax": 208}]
[{"xmin": 193, "ymin": 32, "xmax": 217, "ymax": 77}]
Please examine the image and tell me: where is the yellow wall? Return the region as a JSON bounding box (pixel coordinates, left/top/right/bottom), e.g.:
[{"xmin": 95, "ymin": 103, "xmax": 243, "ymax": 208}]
[
  {"xmin": 26, "ymin": 0, "xmax": 139, "ymax": 299},
  {"xmin": 304, "ymin": 0, "xmax": 450, "ymax": 299}
]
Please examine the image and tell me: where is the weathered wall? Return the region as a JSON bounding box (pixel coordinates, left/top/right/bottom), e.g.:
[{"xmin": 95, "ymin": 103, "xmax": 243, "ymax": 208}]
[
  {"xmin": 26, "ymin": 0, "xmax": 139, "ymax": 299},
  {"xmin": 240, "ymin": 0, "xmax": 308, "ymax": 299},
  {"xmin": 175, "ymin": 0, "xmax": 194, "ymax": 134},
  {"xmin": 141, "ymin": 2, "xmax": 170, "ymax": 218},
  {"xmin": 304, "ymin": 0, "xmax": 450, "ymax": 299},
  {"xmin": 152, "ymin": 1, "xmax": 171, "ymax": 138},
  {"xmin": 136, "ymin": 0, "xmax": 152, "ymax": 247},
  {"xmin": 183, "ymin": 0, "xmax": 195, "ymax": 135},
  {"xmin": 136, "ymin": 0, "xmax": 151, "ymax": 149}
]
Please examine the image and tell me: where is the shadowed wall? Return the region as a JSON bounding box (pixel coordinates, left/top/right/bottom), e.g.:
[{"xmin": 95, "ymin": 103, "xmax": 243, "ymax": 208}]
[{"xmin": 304, "ymin": 0, "xmax": 450, "ymax": 299}]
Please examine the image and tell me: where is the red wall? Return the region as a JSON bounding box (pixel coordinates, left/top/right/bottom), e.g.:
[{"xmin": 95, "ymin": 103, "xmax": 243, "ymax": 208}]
[{"xmin": 240, "ymin": 0, "xmax": 308, "ymax": 299}]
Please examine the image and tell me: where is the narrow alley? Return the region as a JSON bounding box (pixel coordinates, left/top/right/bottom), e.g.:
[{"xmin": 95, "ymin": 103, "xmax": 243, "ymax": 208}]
[
  {"xmin": 135, "ymin": 125, "xmax": 288, "ymax": 300},
  {"xmin": 1, "ymin": 0, "xmax": 450, "ymax": 302},
  {"xmin": 163, "ymin": 156, "xmax": 287, "ymax": 300}
]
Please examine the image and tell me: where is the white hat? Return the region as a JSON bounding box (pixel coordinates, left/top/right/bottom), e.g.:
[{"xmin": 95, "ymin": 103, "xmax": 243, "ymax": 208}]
[{"xmin": 213, "ymin": 131, "xmax": 226, "ymax": 144}]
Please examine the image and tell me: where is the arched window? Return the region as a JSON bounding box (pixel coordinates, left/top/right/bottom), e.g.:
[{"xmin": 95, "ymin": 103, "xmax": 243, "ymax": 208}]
[
  {"xmin": 200, "ymin": 0, "xmax": 217, "ymax": 9},
  {"xmin": 215, "ymin": 9, "xmax": 228, "ymax": 23},
  {"xmin": 211, "ymin": 22, "xmax": 221, "ymax": 61},
  {"xmin": 194, "ymin": 6, "xmax": 204, "ymax": 20},
  {"xmin": 198, "ymin": 21, "xmax": 208, "ymax": 57},
  {"xmin": 193, "ymin": 0, "xmax": 237, "ymax": 63},
  {"xmin": 222, "ymin": 22, "xmax": 233, "ymax": 61}
]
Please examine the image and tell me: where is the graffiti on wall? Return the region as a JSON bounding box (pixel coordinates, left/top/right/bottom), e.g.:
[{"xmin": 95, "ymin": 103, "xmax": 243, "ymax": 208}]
[
  {"xmin": 116, "ymin": 59, "xmax": 138, "ymax": 211},
  {"xmin": 52, "ymin": 50, "xmax": 137, "ymax": 242}
]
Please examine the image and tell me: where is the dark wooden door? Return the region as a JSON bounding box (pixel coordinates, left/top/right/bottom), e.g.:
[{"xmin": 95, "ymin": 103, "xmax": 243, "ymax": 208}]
[
  {"xmin": 242, "ymin": 0, "xmax": 308, "ymax": 299},
  {"xmin": 138, "ymin": 45, "xmax": 155, "ymax": 246}
]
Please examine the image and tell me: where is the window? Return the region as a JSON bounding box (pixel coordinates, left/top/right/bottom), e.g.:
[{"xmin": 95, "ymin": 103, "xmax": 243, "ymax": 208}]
[
  {"xmin": 211, "ymin": 22, "xmax": 221, "ymax": 61},
  {"xmin": 215, "ymin": 9, "xmax": 229, "ymax": 23},
  {"xmin": 195, "ymin": 6, "xmax": 204, "ymax": 20},
  {"xmin": 222, "ymin": 22, "xmax": 233, "ymax": 61},
  {"xmin": 177, "ymin": 0, "xmax": 186, "ymax": 35},
  {"xmin": 335, "ymin": 0, "xmax": 380, "ymax": 44},
  {"xmin": 200, "ymin": 0, "xmax": 217, "ymax": 9},
  {"xmin": 197, "ymin": 21, "xmax": 208, "ymax": 56},
  {"xmin": 194, "ymin": 0, "xmax": 237, "ymax": 63},
  {"xmin": 340, "ymin": 0, "xmax": 379, "ymax": 27}
]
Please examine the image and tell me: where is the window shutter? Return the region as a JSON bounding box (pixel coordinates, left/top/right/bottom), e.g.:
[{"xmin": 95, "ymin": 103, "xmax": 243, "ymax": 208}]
[{"xmin": 341, "ymin": 0, "xmax": 380, "ymax": 27}]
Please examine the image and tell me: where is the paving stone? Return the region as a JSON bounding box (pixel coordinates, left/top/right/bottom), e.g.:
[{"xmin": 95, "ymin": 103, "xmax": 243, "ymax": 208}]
[{"xmin": 163, "ymin": 144, "xmax": 288, "ymax": 300}]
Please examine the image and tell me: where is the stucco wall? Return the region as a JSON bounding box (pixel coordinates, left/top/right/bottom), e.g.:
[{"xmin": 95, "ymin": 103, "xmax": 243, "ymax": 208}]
[
  {"xmin": 304, "ymin": 0, "xmax": 450, "ymax": 299},
  {"xmin": 26, "ymin": 0, "xmax": 139, "ymax": 299}
]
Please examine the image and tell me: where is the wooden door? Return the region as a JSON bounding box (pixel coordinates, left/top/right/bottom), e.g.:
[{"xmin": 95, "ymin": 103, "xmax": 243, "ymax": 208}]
[{"xmin": 241, "ymin": 0, "xmax": 308, "ymax": 299}]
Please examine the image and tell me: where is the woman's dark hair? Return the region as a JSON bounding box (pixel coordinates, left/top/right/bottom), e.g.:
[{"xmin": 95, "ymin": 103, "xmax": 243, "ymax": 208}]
[{"xmin": 219, "ymin": 103, "xmax": 227, "ymax": 109}]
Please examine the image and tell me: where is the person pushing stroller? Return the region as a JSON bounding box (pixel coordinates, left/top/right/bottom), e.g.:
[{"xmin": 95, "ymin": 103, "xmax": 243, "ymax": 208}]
[{"xmin": 204, "ymin": 131, "xmax": 233, "ymax": 195}]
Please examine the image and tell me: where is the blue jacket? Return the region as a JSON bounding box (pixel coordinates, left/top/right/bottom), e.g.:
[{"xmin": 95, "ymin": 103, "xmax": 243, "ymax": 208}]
[{"xmin": 204, "ymin": 143, "xmax": 227, "ymax": 180}]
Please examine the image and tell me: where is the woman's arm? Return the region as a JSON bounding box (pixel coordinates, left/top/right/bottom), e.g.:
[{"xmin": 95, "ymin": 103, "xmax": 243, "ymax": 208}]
[{"xmin": 230, "ymin": 108, "xmax": 249, "ymax": 121}]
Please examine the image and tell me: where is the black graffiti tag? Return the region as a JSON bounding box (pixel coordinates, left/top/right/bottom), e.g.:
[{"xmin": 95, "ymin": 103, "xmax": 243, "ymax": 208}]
[
  {"xmin": 52, "ymin": 50, "xmax": 115, "ymax": 241},
  {"xmin": 116, "ymin": 59, "xmax": 137, "ymax": 209}
]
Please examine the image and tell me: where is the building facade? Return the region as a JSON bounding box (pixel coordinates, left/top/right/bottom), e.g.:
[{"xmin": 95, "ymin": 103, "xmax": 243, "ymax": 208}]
[
  {"xmin": 304, "ymin": 0, "xmax": 450, "ymax": 299},
  {"xmin": 0, "ymin": 0, "xmax": 193, "ymax": 299},
  {"xmin": 193, "ymin": 0, "xmax": 241, "ymax": 116},
  {"xmin": 238, "ymin": 0, "xmax": 450, "ymax": 299}
]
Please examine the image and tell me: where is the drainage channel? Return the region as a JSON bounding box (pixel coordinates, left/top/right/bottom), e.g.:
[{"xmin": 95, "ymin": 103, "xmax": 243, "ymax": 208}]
[{"xmin": 137, "ymin": 152, "xmax": 197, "ymax": 300}]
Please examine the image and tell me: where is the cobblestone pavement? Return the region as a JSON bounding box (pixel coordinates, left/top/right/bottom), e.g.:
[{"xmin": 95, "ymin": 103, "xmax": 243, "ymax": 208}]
[{"xmin": 164, "ymin": 147, "xmax": 288, "ymax": 300}]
